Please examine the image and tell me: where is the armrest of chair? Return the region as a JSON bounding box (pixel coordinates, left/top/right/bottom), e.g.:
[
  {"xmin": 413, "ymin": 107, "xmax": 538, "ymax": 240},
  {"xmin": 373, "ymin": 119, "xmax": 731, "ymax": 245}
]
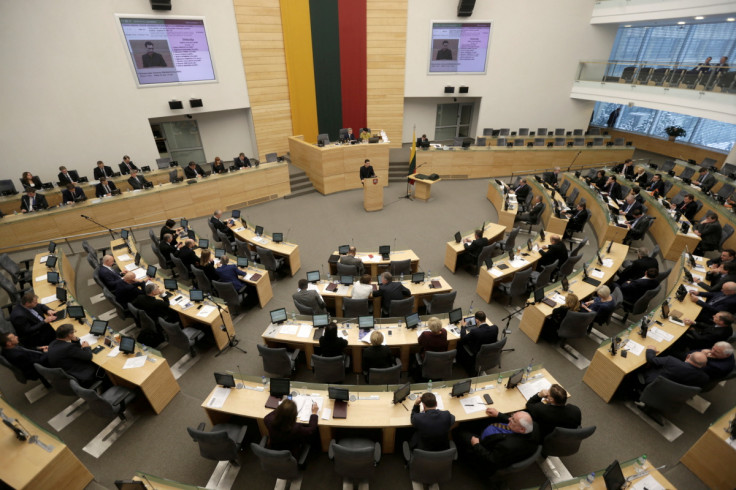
[
  {"xmin": 288, "ymin": 348, "xmax": 301, "ymax": 362},
  {"xmin": 189, "ymin": 422, "xmax": 206, "ymax": 442},
  {"xmin": 402, "ymin": 440, "xmax": 411, "ymax": 463},
  {"xmin": 297, "ymin": 444, "xmax": 310, "ymax": 465},
  {"xmin": 89, "ymin": 379, "xmax": 103, "ymax": 392},
  {"xmin": 414, "ymin": 352, "xmax": 423, "ymax": 366},
  {"xmin": 328, "ymin": 439, "xmax": 336, "ymax": 460},
  {"xmin": 18, "ymin": 258, "xmax": 33, "ymax": 270},
  {"xmin": 449, "ymin": 440, "xmax": 458, "ymax": 461},
  {"xmin": 463, "ymin": 345, "xmax": 473, "ymax": 356},
  {"xmin": 235, "ymin": 425, "xmax": 248, "ymax": 446},
  {"xmin": 259, "ymin": 435, "xmax": 268, "ymax": 447},
  {"xmin": 394, "ymin": 358, "xmax": 402, "ymax": 369},
  {"xmin": 374, "ymin": 442, "xmax": 382, "ymax": 465}
]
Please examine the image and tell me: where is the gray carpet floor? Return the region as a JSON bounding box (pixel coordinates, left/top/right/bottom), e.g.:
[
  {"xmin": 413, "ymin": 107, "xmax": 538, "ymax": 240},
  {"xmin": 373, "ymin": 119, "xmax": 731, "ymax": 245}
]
[{"xmin": 1, "ymin": 151, "xmax": 733, "ymax": 489}]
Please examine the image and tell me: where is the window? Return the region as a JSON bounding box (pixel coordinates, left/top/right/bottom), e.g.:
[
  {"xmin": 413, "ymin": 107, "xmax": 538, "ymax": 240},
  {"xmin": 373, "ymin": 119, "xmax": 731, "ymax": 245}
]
[
  {"xmin": 650, "ymin": 111, "xmax": 698, "ymax": 139},
  {"xmin": 690, "ymin": 119, "xmax": 736, "ymax": 152},
  {"xmin": 616, "ymin": 106, "xmax": 657, "ymax": 133}
]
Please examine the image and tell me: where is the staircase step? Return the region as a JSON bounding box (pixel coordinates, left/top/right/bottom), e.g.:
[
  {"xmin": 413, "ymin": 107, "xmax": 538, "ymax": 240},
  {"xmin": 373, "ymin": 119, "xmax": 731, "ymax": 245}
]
[{"xmin": 284, "ymin": 189, "xmax": 318, "ymax": 200}]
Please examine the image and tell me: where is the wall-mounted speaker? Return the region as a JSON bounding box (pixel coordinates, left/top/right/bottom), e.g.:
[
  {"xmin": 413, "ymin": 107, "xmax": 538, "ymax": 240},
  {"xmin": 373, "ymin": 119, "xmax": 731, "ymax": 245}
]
[
  {"xmin": 150, "ymin": 0, "xmax": 172, "ymax": 10},
  {"xmin": 189, "ymin": 98, "xmax": 203, "ymax": 108},
  {"xmin": 458, "ymin": 86, "xmax": 469, "ymax": 94},
  {"xmin": 168, "ymin": 100, "xmax": 183, "ymax": 110},
  {"xmin": 444, "ymin": 86, "xmax": 455, "ymax": 94},
  {"xmin": 457, "ymin": 0, "xmax": 476, "ymax": 17}
]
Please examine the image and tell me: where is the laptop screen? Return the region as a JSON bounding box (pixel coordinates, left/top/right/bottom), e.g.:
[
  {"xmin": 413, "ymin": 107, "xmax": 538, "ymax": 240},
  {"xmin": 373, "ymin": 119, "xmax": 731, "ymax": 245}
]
[
  {"xmin": 121, "ymin": 229, "xmax": 129, "ymax": 240},
  {"xmin": 146, "ymin": 265, "xmax": 157, "ymax": 278},
  {"xmin": 164, "ymin": 278, "xmax": 178, "ymax": 290},
  {"xmin": 214, "ymin": 248, "xmax": 225, "ymax": 258},
  {"xmin": 198, "ymin": 239, "xmax": 209, "ymax": 249},
  {"xmin": 312, "ymin": 314, "xmax": 329, "ymax": 327},
  {"xmin": 214, "ymin": 372, "xmax": 235, "ymax": 388},
  {"xmin": 237, "ymin": 256, "xmax": 249, "ymax": 267},
  {"xmin": 358, "ymin": 315, "xmax": 374, "ymax": 329},
  {"xmin": 189, "ymin": 289, "xmax": 204, "ymax": 302},
  {"xmin": 56, "ymin": 287, "xmax": 67, "ymax": 303},
  {"xmin": 393, "ymin": 382, "xmax": 411, "ymax": 404},
  {"xmin": 90, "ymin": 320, "xmax": 108, "ymax": 336},
  {"xmin": 48, "ymin": 241, "xmax": 56, "ymax": 253},
  {"xmin": 378, "ymin": 245, "xmax": 390, "ymax": 255},
  {"xmin": 338, "ymin": 245, "xmax": 350, "ymax": 254},
  {"xmin": 231, "ymin": 209, "xmax": 241, "ymax": 219},
  {"xmin": 328, "ymin": 387, "xmax": 349, "ymax": 401}
]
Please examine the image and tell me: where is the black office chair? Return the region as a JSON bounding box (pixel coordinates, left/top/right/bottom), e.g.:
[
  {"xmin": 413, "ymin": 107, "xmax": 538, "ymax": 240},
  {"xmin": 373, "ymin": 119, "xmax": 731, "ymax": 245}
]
[
  {"xmin": 257, "ymin": 344, "xmax": 299, "ymax": 378},
  {"xmin": 0, "ymin": 254, "xmax": 32, "ymax": 289},
  {"xmin": 368, "ymin": 361, "xmax": 402, "ymax": 385},
  {"xmin": 159, "ymin": 318, "xmax": 205, "ymax": 359},
  {"xmin": 496, "ymin": 268, "xmax": 533, "ymax": 305},
  {"xmin": 542, "ymin": 426, "xmax": 596, "ymax": 458},
  {"xmin": 342, "ymin": 297, "xmax": 371, "ymax": 317},
  {"xmin": 387, "ymin": 296, "xmax": 414, "ymax": 317},
  {"xmin": 474, "ymin": 337, "xmax": 507, "ymax": 375},
  {"xmin": 70, "ymin": 379, "xmax": 137, "ymax": 421},
  {"xmin": 329, "ymin": 438, "xmax": 381, "ymax": 487},
  {"xmin": 148, "ymin": 228, "xmax": 160, "ymax": 248},
  {"xmin": 311, "ymin": 354, "xmax": 346, "ymax": 383},
  {"xmin": 188, "ymin": 422, "xmax": 248, "ymax": 465},
  {"xmin": 530, "ymin": 261, "xmax": 558, "ymax": 290},
  {"xmin": 407, "ymin": 447, "xmax": 456, "ymax": 487},
  {"xmin": 419, "ymin": 350, "xmax": 456, "ymax": 380},
  {"xmin": 251, "ymin": 437, "xmax": 306, "ymax": 484},
  {"xmin": 636, "ymin": 376, "xmax": 702, "ymax": 425},
  {"xmin": 618, "ymin": 284, "xmax": 660, "ymax": 323},
  {"xmin": 557, "ymin": 311, "xmax": 596, "ymax": 358},
  {"xmin": 336, "ymin": 262, "xmax": 358, "ymax": 276},
  {"xmin": 171, "ymin": 256, "xmax": 192, "ymax": 281},
  {"xmin": 423, "ymin": 291, "xmax": 456, "ymax": 315},
  {"xmin": 389, "ymin": 259, "xmax": 412, "ymax": 276},
  {"xmin": 293, "ymin": 298, "xmax": 314, "ymax": 315},
  {"xmin": 212, "ymin": 281, "xmax": 247, "ymax": 317},
  {"xmin": 191, "ymin": 267, "xmax": 214, "ymax": 295},
  {"xmin": 255, "ymin": 246, "xmax": 285, "ymax": 279}
]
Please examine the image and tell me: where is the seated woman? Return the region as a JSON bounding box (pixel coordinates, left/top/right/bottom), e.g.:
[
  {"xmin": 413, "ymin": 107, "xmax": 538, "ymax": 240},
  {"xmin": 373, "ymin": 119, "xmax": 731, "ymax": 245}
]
[
  {"xmin": 195, "ymin": 249, "xmax": 219, "ymax": 283},
  {"xmin": 211, "ymin": 156, "xmax": 227, "ymax": 174},
  {"xmin": 418, "ymin": 317, "xmax": 448, "ymax": 359},
  {"xmin": 263, "ymin": 398, "xmax": 318, "ymax": 458},
  {"xmin": 362, "ymin": 330, "xmax": 394, "ymax": 378},
  {"xmin": 540, "ymin": 293, "xmax": 580, "ymax": 342},
  {"xmin": 351, "ymin": 274, "xmax": 373, "ymax": 300},
  {"xmin": 319, "ymin": 321, "xmax": 347, "ymax": 358},
  {"xmin": 582, "ymin": 285, "xmax": 616, "ymax": 332}
]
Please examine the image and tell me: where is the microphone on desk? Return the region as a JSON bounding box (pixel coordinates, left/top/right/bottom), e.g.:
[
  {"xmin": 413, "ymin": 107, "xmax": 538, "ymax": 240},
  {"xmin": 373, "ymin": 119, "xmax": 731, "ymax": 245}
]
[
  {"xmin": 284, "ymin": 227, "xmax": 291, "ymax": 243},
  {"xmin": 393, "ymin": 237, "xmax": 397, "ymax": 252},
  {"xmin": 81, "ymin": 214, "xmax": 89, "ymax": 219},
  {"xmin": 236, "ymin": 364, "xmax": 244, "ymax": 389}
]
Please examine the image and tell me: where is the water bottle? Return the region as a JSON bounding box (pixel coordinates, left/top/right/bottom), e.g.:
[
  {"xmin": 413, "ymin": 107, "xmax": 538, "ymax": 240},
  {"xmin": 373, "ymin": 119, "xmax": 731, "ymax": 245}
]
[
  {"xmin": 428, "ymin": 379, "xmax": 433, "ymax": 393},
  {"xmin": 291, "ymin": 312, "xmax": 296, "ymax": 324},
  {"xmin": 497, "ymin": 373, "xmax": 503, "ymax": 385},
  {"xmin": 524, "ymin": 359, "xmax": 534, "ymax": 382},
  {"xmin": 327, "ymin": 271, "xmax": 332, "ymax": 282},
  {"xmin": 579, "ymin": 472, "xmax": 595, "ymax": 489},
  {"xmin": 400, "ymin": 272, "xmax": 404, "ymax": 282},
  {"xmin": 427, "ymin": 269, "xmax": 431, "ymax": 283},
  {"xmin": 469, "ymin": 304, "xmax": 473, "ymax": 315},
  {"xmin": 635, "ymin": 454, "xmax": 648, "ymax": 472},
  {"xmin": 397, "ymin": 317, "xmax": 402, "ymax": 329},
  {"xmin": 261, "ymin": 376, "xmax": 267, "ymax": 387}
]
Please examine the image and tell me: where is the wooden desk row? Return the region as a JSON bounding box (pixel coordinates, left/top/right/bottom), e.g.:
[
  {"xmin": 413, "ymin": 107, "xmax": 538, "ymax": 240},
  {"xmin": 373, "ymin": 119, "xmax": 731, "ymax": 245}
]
[
  {"xmin": 232, "ymin": 220, "xmax": 301, "ymax": 276},
  {"xmin": 34, "ymin": 251, "xmax": 180, "ymax": 414},
  {"xmin": 519, "ymin": 241, "xmax": 629, "ymax": 343},
  {"xmin": 480, "ymin": 134, "xmax": 612, "ymax": 147},
  {"xmin": 561, "ymin": 173, "xmax": 628, "ymax": 245},
  {"xmin": 110, "ymin": 238, "xmax": 237, "ymax": 352},
  {"xmin": 203, "ymin": 367, "xmax": 562, "ymax": 454},
  {"xmin": 486, "ymin": 179, "xmax": 518, "ymax": 231},
  {"xmin": 545, "ymin": 456, "xmax": 674, "ymax": 490},
  {"xmin": 681, "ymin": 405, "xmax": 736, "ymax": 490},
  {"xmin": 328, "ymin": 249, "xmax": 420, "ymax": 278},
  {"xmin": 528, "ymin": 177, "xmax": 569, "ymax": 236},
  {"xmin": 444, "ymin": 224, "xmax": 506, "ymax": 273},
  {"xmin": 264, "ymin": 289, "xmax": 456, "ymax": 372},
  {"xmin": 0, "ymin": 162, "xmax": 290, "ymax": 252},
  {"xmin": 582, "ymin": 256, "xmax": 704, "ymax": 402}
]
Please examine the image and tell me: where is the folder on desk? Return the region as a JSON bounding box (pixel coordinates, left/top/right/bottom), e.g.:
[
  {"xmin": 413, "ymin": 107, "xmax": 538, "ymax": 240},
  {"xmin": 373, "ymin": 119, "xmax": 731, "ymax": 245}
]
[
  {"xmin": 541, "ymin": 298, "xmax": 556, "ymax": 307},
  {"xmin": 265, "ymin": 395, "xmax": 281, "ymax": 409},
  {"xmin": 250, "ymin": 273, "xmax": 262, "ymax": 282},
  {"xmin": 325, "ymin": 283, "xmax": 338, "ymax": 292},
  {"xmin": 497, "ymin": 264, "xmax": 509, "ymax": 270},
  {"xmin": 333, "ymin": 400, "xmax": 348, "ymax": 419},
  {"xmin": 430, "ymin": 280, "xmax": 442, "ymax": 289},
  {"xmin": 582, "ymin": 277, "xmax": 601, "ymax": 287}
]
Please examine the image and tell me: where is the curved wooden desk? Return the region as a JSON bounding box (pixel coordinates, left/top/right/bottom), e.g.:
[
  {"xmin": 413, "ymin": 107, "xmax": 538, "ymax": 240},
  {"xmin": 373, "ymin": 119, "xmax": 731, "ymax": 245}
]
[
  {"xmin": 552, "ymin": 456, "xmax": 674, "ymax": 489},
  {"xmin": 528, "ymin": 177, "xmax": 569, "ymax": 236},
  {"xmin": 444, "ymin": 224, "xmax": 506, "ymax": 273},
  {"xmin": 486, "ymin": 179, "xmax": 518, "ymax": 231},
  {"xmin": 328, "ymin": 249, "xmax": 420, "ymax": 278},
  {"xmin": 232, "ymin": 220, "xmax": 301, "ymax": 276},
  {"xmin": 681, "ymin": 405, "xmax": 736, "ymax": 490},
  {"xmin": 562, "ymin": 173, "xmax": 628, "ymax": 244}
]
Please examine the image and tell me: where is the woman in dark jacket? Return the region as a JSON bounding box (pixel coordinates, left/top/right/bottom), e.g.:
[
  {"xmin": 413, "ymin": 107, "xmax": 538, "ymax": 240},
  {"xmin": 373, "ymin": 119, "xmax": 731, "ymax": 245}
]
[
  {"xmin": 195, "ymin": 249, "xmax": 220, "ymax": 283},
  {"xmin": 319, "ymin": 321, "xmax": 347, "ymax": 357},
  {"xmin": 540, "ymin": 293, "xmax": 580, "ymax": 342},
  {"xmin": 362, "ymin": 330, "xmax": 394, "ymax": 376},
  {"xmin": 417, "ymin": 316, "xmax": 448, "ymax": 359},
  {"xmin": 264, "ymin": 398, "xmax": 318, "ymax": 457}
]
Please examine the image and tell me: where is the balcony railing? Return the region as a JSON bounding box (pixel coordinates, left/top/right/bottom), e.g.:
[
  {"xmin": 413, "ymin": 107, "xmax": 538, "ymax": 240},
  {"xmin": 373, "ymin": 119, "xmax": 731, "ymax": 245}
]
[{"xmin": 577, "ymin": 61, "xmax": 735, "ymax": 94}]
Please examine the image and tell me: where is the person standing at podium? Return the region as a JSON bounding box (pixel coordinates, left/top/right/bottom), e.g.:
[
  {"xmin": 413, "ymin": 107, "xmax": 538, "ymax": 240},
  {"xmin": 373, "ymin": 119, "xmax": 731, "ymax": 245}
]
[{"xmin": 360, "ymin": 159, "xmax": 375, "ymax": 184}]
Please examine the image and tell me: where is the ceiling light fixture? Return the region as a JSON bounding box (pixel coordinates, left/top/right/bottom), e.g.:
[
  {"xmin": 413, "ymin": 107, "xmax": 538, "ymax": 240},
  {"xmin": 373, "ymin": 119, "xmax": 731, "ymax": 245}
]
[
  {"xmin": 694, "ymin": 16, "xmax": 704, "ymax": 20},
  {"xmin": 677, "ymin": 21, "xmax": 686, "ymax": 25},
  {"xmin": 727, "ymin": 18, "xmax": 735, "ymax": 22}
]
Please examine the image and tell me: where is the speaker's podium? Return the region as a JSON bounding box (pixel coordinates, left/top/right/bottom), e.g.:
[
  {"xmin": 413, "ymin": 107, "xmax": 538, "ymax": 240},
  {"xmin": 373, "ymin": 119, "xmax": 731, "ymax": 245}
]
[{"xmin": 363, "ymin": 176, "xmax": 383, "ymax": 211}]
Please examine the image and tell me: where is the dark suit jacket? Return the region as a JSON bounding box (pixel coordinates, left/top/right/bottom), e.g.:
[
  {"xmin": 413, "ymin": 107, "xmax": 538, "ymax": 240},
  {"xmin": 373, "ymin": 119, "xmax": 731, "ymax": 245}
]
[
  {"xmin": 197, "ymin": 261, "xmax": 220, "ymax": 283},
  {"xmin": 61, "ymin": 187, "xmax": 86, "ymax": 203},
  {"xmin": 21, "ymin": 176, "xmax": 43, "ymax": 189},
  {"xmin": 626, "ymin": 216, "xmax": 649, "ymax": 241},
  {"xmin": 360, "ymin": 166, "xmax": 376, "ymax": 180},
  {"xmin": 114, "ymin": 281, "xmax": 145, "ymax": 307},
  {"xmin": 264, "ymin": 410, "xmax": 317, "ymax": 458},
  {"xmin": 58, "ymin": 172, "xmax": 76, "ymax": 185},
  {"xmin": 566, "ymin": 209, "xmax": 588, "ymax": 233},
  {"xmin": 698, "ymin": 221, "xmax": 722, "ymax": 251},
  {"xmin": 20, "ymin": 194, "xmax": 49, "ymax": 212},
  {"xmin": 410, "ymin": 406, "xmax": 455, "ymax": 451},
  {"xmin": 525, "ymin": 394, "xmax": 582, "ymax": 439},
  {"xmin": 542, "ymin": 172, "xmax": 558, "ymax": 186},
  {"xmin": 10, "ymin": 304, "xmax": 55, "ymax": 348},
  {"xmin": 132, "ymin": 294, "xmax": 178, "ymax": 325},
  {"xmin": 618, "ymin": 256, "xmax": 658, "ymax": 282},
  {"xmin": 2, "ymin": 346, "xmax": 47, "ymax": 380},
  {"xmin": 698, "ymin": 272, "xmax": 736, "ymax": 293},
  {"xmin": 47, "ymin": 339, "xmax": 99, "ymax": 387},
  {"xmin": 127, "ymin": 174, "xmax": 150, "ymax": 190},
  {"xmin": 677, "ymin": 201, "xmax": 698, "ymax": 222},
  {"xmin": 695, "ymin": 291, "xmax": 736, "ymax": 322},
  {"xmin": 418, "ymin": 330, "xmax": 448, "ymax": 356},
  {"xmin": 514, "ymin": 184, "xmax": 531, "ymax": 202},
  {"xmin": 463, "ymin": 237, "xmax": 489, "ymax": 258},
  {"xmin": 319, "ymin": 335, "xmax": 347, "ymax": 358},
  {"xmin": 98, "ymin": 265, "xmax": 123, "ymax": 291},
  {"xmin": 292, "ymin": 289, "xmax": 326, "ymax": 314},
  {"xmin": 118, "ymin": 161, "xmax": 138, "ymax": 175},
  {"xmin": 373, "ymin": 281, "xmax": 411, "ymax": 313},
  {"xmin": 642, "ymin": 349, "xmax": 709, "ymax": 387},
  {"xmin": 458, "ymin": 323, "xmax": 498, "ymax": 355},
  {"xmin": 620, "ymin": 200, "xmax": 643, "ymax": 221},
  {"xmin": 605, "ymin": 182, "xmax": 622, "ymax": 200},
  {"xmin": 613, "ymin": 163, "xmax": 635, "ymax": 179},
  {"xmin": 696, "ymin": 172, "xmax": 716, "ymax": 192},
  {"xmin": 634, "ymin": 172, "xmax": 649, "ymax": 187},
  {"xmin": 212, "ymin": 162, "xmax": 227, "ymax": 174},
  {"xmin": 159, "ymin": 241, "xmax": 178, "ymax": 263},
  {"xmin": 538, "ymin": 242, "xmax": 567, "ymax": 268},
  {"xmin": 184, "ymin": 165, "xmax": 205, "ymax": 178},
  {"xmin": 210, "ymin": 216, "xmax": 234, "ymax": 240},
  {"xmin": 93, "ymin": 166, "xmax": 114, "ymax": 179},
  {"xmin": 683, "ymin": 324, "xmax": 733, "ymax": 351},
  {"xmin": 472, "ymin": 414, "xmax": 540, "ymax": 476},
  {"xmin": 178, "ymin": 246, "xmax": 199, "ymax": 270},
  {"xmin": 338, "ymin": 255, "xmax": 365, "ymax": 275},
  {"xmin": 216, "ymin": 264, "xmax": 246, "ymax": 291},
  {"xmin": 234, "ymin": 157, "xmax": 252, "ymax": 169},
  {"xmin": 160, "ymin": 225, "xmax": 179, "ymax": 244},
  {"xmin": 620, "ymin": 277, "xmax": 659, "ymax": 304},
  {"xmin": 362, "ymin": 345, "xmax": 393, "ymax": 372},
  {"xmin": 646, "ymin": 179, "xmax": 665, "ymax": 195},
  {"xmin": 95, "ymin": 180, "xmax": 118, "ymax": 197},
  {"xmin": 704, "ymin": 355, "xmax": 735, "ymax": 380}
]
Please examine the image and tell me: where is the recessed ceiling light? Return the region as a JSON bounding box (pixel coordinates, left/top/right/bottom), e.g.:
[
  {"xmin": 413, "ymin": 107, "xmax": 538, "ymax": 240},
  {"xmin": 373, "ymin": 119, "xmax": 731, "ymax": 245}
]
[
  {"xmin": 728, "ymin": 18, "xmax": 735, "ymax": 22},
  {"xmin": 677, "ymin": 21, "xmax": 686, "ymax": 25},
  {"xmin": 694, "ymin": 16, "xmax": 704, "ymax": 20},
  {"xmin": 624, "ymin": 24, "xmax": 632, "ymax": 27}
]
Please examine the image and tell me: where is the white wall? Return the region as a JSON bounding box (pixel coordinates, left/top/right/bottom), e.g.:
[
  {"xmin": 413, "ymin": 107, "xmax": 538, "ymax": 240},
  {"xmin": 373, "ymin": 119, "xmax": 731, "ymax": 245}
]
[
  {"xmin": 0, "ymin": 0, "xmax": 253, "ymax": 180},
  {"xmin": 402, "ymin": 0, "xmax": 619, "ymax": 142}
]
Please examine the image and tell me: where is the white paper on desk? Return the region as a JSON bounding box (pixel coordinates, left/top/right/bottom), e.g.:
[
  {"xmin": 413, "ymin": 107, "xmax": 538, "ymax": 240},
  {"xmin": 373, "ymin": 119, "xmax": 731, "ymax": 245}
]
[
  {"xmin": 196, "ymin": 305, "xmax": 216, "ymax": 318},
  {"xmin": 297, "ymin": 324, "xmax": 312, "ymax": 338},
  {"xmin": 79, "ymin": 333, "xmax": 98, "ymax": 346},
  {"xmin": 602, "ymin": 258, "xmax": 614, "ymax": 268},
  {"xmin": 294, "ymin": 395, "xmax": 324, "ymax": 422},
  {"xmin": 630, "ymin": 475, "xmax": 664, "ymax": 490},
  {"xmin": 416, "ymin": 329, "xmax": 429, "ymax": 338},
  {"xmin": 118, "ymin": 254, "xmax": 131, "ymax": 261},
  {"xmin": 517, "ymin": 378, "xmax": 552, "ymax": 401},
  {"xmin": 433, "ymin": 394, "xmax": 445, "ymax": 410},
  {"xmin": 693, "ymin": 265, "xmax": 706, "ymax": 273},
  {"xmin": 728, "ymin": 437, "xmax": 736, "ymax": 449},
  {"xmin": 509, "ymin": 259, "xmax": 529, "ymax": 268},
  {"xmin": 133, "ymin": 268, "xmax": 147, "ymax": 280},
  {"xmin": 649, "ymin": 327, "xmax": 674, "ymax": 342},
  {"xmin": 622, "ymin": 339, "xmax": 645, "ymax": 356},
  {"xmin": 123, "ymin": 356, "xmax": 147, "ymax": 369},
  {"xmin": 692, "ymin": 274, "xmax": 704, "ymax": 282},
  {"xmin": 35, "ymin": 275, "xmax": 47, "ymax": 282},
  {"xmin": 234, "ymin": 227, "xmax": 245, "ymax": 232},
  {"xmin": 207, "ymin": 387, "xmax": 231, "ymax": 409},
  {"xmin": 490, "ymin": 268, "xmax": 503, "ymax": 277},
  {"xmin": 361, "ymin": 255, "xmax": 381, "ymax": 263},
  {"xmin": 460, "ymin": 396, "xmax": 487, "ymax": 414},
  {"xmin": 551, "ymin": 293, "xmax": 567, "ymax": 304},
  {"xmin": 279, "ymin": 324, "xmax": 299, "ymax": 336},
  {"xmin": 107, "ymin": 346, "xmax": 120, "ymax": 357},
  {"xmin": 645, "ymin": 329, "xmax": 665, "ymax": 342},
  {"xmin": 684, "ymin": 284, "xmax": 699, "ymax": 293},
  {"xmin": 124, "ymin": 263, "xmax": 139, "ymax": 272},
  {"xmin": 40, "ymin": 294, "xmax": 57, "ymax": 304},
  {"xmin": 590, "ymin": 269, "xmax": 605, "ymax": 279},
  {"xmin": 40, "ymin": 255, "xmax": 50, "ymax": 264}
]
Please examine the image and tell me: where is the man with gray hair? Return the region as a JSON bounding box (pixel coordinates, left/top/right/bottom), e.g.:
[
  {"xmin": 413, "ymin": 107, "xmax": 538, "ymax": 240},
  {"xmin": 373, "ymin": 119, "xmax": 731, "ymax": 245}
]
[
  {"xmin": 132, "ymin": 283, "xmax": 179, "ymax": 325},
  {"xmin": 690, "ymin": 281, "xmax": 736, "ymax": 323},
  {"xmin": 338, "ymin": 246, "xmax": 364, "ymax": 275},
  {"xmin": 701, "ymin": 341, "xmax": 734, "ymax": 380},
  {"xmin": 373, "ymin": 271, "xmax": 411, "ymax": 317},
  {"xmin": 456, "ymin": 407, "xmax": 539, "ymax": 478}
]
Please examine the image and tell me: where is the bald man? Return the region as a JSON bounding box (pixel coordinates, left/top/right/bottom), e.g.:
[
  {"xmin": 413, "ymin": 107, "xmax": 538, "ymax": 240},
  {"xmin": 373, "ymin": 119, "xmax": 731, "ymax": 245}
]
[
  {"xmin": 113, "ymin": 271, "xmax": 146, "ymax": 307},
  {"xmin": 338, "ymin": 246, "xmax": 364, "ymax": 275},
  {"xmin": 178, "ymin": 239, "xmax": 199, "ymax": 270},
  {"xmin": 98, "ymin": 255, "xmax": 124, "ymax": 291}
]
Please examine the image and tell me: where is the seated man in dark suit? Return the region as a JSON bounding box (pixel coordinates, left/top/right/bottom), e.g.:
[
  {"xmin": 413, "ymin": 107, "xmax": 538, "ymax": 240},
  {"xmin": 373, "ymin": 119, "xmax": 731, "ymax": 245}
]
[
  {"xmin": 416, "ymin": 134, "xmax": 430, "ymax": 148},
  {"xmin": 216, "ymin": 255, "xmax": 249, "ymax": 292},
  {"xmin": 95, "ymin": 176, "xmax": 118, "ymax": 197},
  {"xmin": 525, "ymin": 384, "xmax": 581, "ymax": 439},
  {"xmin": 127, "ymin": 168, "xmax": 150, "ymax": 190},
  {"xmin": 292, "ymin": 278, "xmax": 327, "ymax": 314},
  {"xmin": 210, "ymin": 209, "xmax": 235, "ymax": 241},
  {"xmin": 613, "ymin": 158, "xmax": 635, "ymax": 179},
  {"xmin": 693, "ymin": 213, "xmax": 722, "ymax": 255},
  {"xmin": 345, "ymin": 128, "xmax": 357, "ymax": 142},
  {"xmin": 338, "ymin": 246, "xmax": 365, "ymax": 275},
  {"xmin": 47, "ymin": 323, "xmax": 108, "ymax": 389},
  {"xmin": 591, "ymin": 170, "xmax": 607, "ymax": 190},
  {"xmin": 617, "ymin": 248, "xmax": 658, "ymax": 282},
  {"xmin": 233, "ymin": 153, "xmax": 252, "ymax": 169},
  {"xmin": 178, "ymin": 239, "xmax": 199, "ymax": 271},
  {"xmin": 645, "ymin": 173, "xmax": 665, "ymax": 196},
  {"xmin": 114, "ymin": 272, "xmax": 146, "ymax": 307},
  {"xmin": 697, "ymin": 261, "xmax": 736, "ymax": 293},
  {"xmin": 20, "ymin": 187, "xmax": 49, "ymax": 213},
  {"xmin": 563, "ymin": 203, "xmax": 588, "ymax": 239},
  {"xmin": 516, "ymin": 195, "xmax": 544, "ymax": 224},
  {"xmin": 542, "ymin": 167, "xmax": 561, "ymax": 187},
  {"xmin": 457, "ymin": 311, "xmax": 498, "ymax": 375},
  {"xmin": 702, "ymin": 341, "xmax": 735, "ymax": 380},
  {"xmin": 98, "ymin": 255, "xmax": 124, "ymax": 291},
  {"xmin": 623, "ymin": 208, "xmax": 648, "ymax": 245},
  {"xmin": 671, "ymin": 193, "xmax": 698, "ymax": 222},
  {"xmin": 461, "ymin": 229, "xmax": 488, "ymax": 267},
  {"xmin": 455, "ymin": 408, "xmax": 539, "ymax": 480},
  {"xmin": 158, "ymin": 233, "xmax": 181, "ymax": 266},
  {"xmin": 93, "ymin": 160, "xmax": 115, "ymax": 180},
  {"xmin": 602, "ymin": 175, "xmax": 622, "ymax": 200},
  {"xmin": 0, "ymin": 332, "xmax": 48, "ymax": 383},
  {"xmin": 628, "ymin": 348, "xmax": 709, "ymax": 400},
  {"xmin": 118, "ymin": 155, "xmax": 138, "ymax": 175},
  {"xmin": 57, "ymin": 165, "xmax": 77, "ymax": 185},
  {"xmin": 61, "ymin": 183, "xmax": 87, "ymax": 204},
  {"xmin": 537, "ymin": 234, "xmax": 567, "ymax": 268},
  {"xmin": 10, "ymin": 292, "xmax": 58, "ymax": 348},
  {"xmin": 359, "ymin": 159, "xmax": 375, "ymax": 183},
  {"xmin": 132, "ymin": 283, "xmax": 179, "ymax": 325},
  {"xmin": 373, "ymin": 272, "xmax": 411, "ymax": 316},
  {"xmin": 511, "ymin": 178, "xmax": 530, "ymax": 202},
  {"xmin": 692, "ymin": 167, "xmax": 716, "ymax": 192},
  {"xmin": 160, "ymin": 218, "xmax": 183, "ymax": 245},
  {"xmin": 670, "ymin": 312, "xmax": 734, "ymax": 359},
  {"xmin": 618, "ymin": 194, "xmax": 643, "ymax": 221},
  {"xmin": 409, "ymin": 392, "xmax": 456, "ymax": 452},
  {"xmin": 690, "ymin": 282, "xmax": 736, "ymax": 323},
  {"xmin": 184, "ymin": 161, "xmax": 205, "ymax": 179},
  {"xmin": 620, "ymin": 267, "xmax": 659, "ymax": 304}
]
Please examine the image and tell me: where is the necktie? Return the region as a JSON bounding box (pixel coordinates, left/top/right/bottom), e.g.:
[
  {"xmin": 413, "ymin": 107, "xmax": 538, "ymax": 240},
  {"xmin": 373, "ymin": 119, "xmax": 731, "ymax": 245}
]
[
  {"xmin": 490, "ymin": 423, "xmax": 509, "ymax": 430},
  {"xmin": 105, "ymin": 185, "xmax": 110, "ymax": 194},
  {"xmin": 31, "ymin": 198, "xmax": 35, "ymax": 209},
  {"xmin": 625, "ymin": 203, "xmax": 633, "ymax": 213},
  {"xmin": 28, "ymin": 307, "xmax": 44, "ymax": 322}
]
